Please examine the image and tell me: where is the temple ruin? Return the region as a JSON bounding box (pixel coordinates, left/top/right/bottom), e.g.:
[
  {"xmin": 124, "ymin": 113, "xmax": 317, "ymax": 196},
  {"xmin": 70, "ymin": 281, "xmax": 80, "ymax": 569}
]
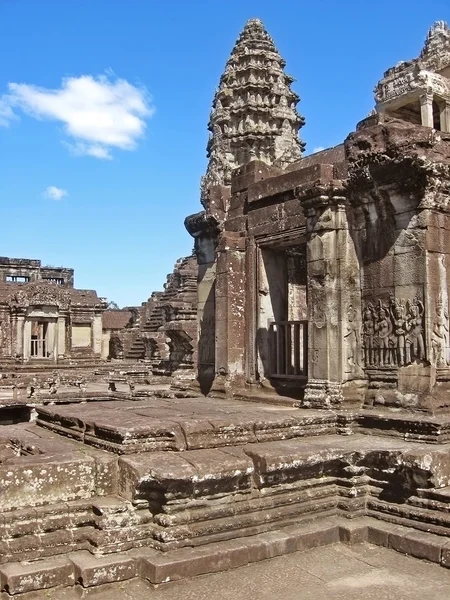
[{"xmin": 0, "ymin": 18, "xmax": 450, "ymax": 598}]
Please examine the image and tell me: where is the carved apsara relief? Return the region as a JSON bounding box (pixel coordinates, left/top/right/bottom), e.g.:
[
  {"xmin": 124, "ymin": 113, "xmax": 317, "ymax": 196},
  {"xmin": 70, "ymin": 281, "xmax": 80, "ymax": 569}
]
[
  {"xmin": 431, "ymin": 294, "xmax": 450, "ymax": 367},
  {"xmin": 362, "ymin": 295, "xmax": 426, "ymax": 368},
  {"xmin": 344, "ymin": 304, "xmax": 360, "ymax": 368}
]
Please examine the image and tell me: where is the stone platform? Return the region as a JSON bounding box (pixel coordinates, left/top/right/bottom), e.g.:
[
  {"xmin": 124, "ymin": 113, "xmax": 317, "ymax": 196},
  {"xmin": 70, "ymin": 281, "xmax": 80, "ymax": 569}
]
[{"xmin": 1, "ymin": 396, "xmax": 450, "ymax": 595}]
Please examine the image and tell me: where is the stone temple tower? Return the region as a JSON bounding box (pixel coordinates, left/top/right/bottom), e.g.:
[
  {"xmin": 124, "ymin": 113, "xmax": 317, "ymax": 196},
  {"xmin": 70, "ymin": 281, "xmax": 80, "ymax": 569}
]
[{"xmin": 201, "ymin": 18, "xmax": 305, "ymax": 207}]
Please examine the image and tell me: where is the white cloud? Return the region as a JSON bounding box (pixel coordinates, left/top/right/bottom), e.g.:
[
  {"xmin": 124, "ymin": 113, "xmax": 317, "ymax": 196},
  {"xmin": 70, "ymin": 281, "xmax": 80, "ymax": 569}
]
[
  {"xmin": 312, "ymin": 146, "xmax": 325, "ymax": 153},
  {"xmin": 0, "ymin": 98, "xmax": 16, "ymax": 127},
  {"xmin": 1, "ymin": 73, "xmax": 153, "ymax": 159},
  {"xmin": 43, "ymin": 186, "xmax": 68, "ymax": 200}
]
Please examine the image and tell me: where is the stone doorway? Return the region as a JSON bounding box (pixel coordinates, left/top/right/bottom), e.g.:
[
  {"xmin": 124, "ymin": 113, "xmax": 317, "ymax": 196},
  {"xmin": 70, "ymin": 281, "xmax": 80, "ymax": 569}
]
[
  {"xmin": 257, "ymin": 244, "xmax": 308, "ymax": 391},
  {"xmin": 29, "ymin": 319, "xmax": 55, "ymax": 359}
]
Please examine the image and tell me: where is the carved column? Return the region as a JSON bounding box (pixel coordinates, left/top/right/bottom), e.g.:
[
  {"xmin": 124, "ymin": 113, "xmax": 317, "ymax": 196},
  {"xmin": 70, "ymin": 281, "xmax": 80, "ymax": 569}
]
[
  {"xmin": 440, "ymin": 102, "xmax": 450, "ymax": 133},
  {"xmin": 57, "ymin": 316, "xmax": 66, "ymax": 358},
  {"xmin": 15, "ymin": 314, "xmax": 25, "ymax": 360},
  {"xmin": 420, "ymin": 93, "xmax": 434, "ymax": 128},
  {"xmin": 298, "ymin": 183, "xmax": 364, "ymax": 408},
  {"xmin": 214, "ymin": 232, "xmax": 247, "ymax": 393},
  {"xmin": 23, "ymin": 319, "xmax": 31, "ymax": 361},
  {"xmin": 92, "ymin": 314, "xmax": 103, "ymax": 355}
]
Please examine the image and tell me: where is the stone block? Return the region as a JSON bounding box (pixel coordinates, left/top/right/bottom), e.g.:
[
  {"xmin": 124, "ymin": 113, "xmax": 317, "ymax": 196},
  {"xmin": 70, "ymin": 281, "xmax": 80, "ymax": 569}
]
[
  {"xmin": 0, "ymin": 455, "xmax": 96, "ymax": 511},
  {"xmin": 338, "ymin": 519, "xmax": 369, "ymax": 544},
  {"xmin": 69, "ymin": 550, "xmax": 136, "ymax": 587},
  {"xmin": 133, "ymin": 546, "xmax": 231, "ymax": 584},
  {"xmin": 0, "ymin": 557, "xmax": 75, "ymax": 595},
  {"xmin": 441, "ymin": 541, "xmax": 450, "ymax": 568},
  {"xmin": 389, "ymin": 529, "xmax": 443, "ymax": 563},
  {"xmin": 290, "ymin": 522, "xmax": 340, "ymax": 551}
]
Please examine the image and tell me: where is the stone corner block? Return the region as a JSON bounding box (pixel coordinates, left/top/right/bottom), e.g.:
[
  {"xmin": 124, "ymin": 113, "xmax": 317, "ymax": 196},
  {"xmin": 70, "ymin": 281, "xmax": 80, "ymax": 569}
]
[
  {"xmin": 68, "ymin": 550, "xmax": 136, "ymax": 587},
  {"xmin": 0, "ymin": 556, "xmax": 75, "ymax": 595}
]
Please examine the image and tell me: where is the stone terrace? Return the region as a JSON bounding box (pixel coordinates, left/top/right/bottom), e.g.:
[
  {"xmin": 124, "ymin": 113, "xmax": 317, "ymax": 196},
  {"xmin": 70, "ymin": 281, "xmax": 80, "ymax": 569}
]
[{"xmin": 1, "ymin": 397, "xmax": 450, "ymax": 596}]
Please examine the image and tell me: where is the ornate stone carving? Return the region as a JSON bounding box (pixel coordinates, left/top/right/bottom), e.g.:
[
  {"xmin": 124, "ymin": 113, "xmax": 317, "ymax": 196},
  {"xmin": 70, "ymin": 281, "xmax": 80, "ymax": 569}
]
[
  {"xmin": 431, "ymin": 294, "xmax": 450, "ymax": 367},
  {"xmin": 7, "ymin": 282, "xmax": 71, "ymax": 311},
  {"xmin": 201, "ymin": 18, "xmax": 305, "ymax": 207},
  {"xmin": 362, "ymin": 296, "xmax": 426, "ymax": 368},
  {"xmin": 344, "ymin": 304, "xmax": 360, "ymax": 368}
]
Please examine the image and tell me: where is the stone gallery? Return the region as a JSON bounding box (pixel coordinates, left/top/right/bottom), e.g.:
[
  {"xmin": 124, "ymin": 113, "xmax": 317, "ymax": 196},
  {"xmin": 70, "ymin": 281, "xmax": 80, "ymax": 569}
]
[{"xmin": 0, "ymin": 18, "xmax": 450, "ymax": 597}]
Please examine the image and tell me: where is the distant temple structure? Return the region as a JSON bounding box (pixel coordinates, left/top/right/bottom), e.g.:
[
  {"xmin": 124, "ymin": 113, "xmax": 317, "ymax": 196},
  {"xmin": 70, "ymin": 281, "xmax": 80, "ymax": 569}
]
[{"xmin": 0, "ymin": 257, "xmax": 106, "ymax": 364}]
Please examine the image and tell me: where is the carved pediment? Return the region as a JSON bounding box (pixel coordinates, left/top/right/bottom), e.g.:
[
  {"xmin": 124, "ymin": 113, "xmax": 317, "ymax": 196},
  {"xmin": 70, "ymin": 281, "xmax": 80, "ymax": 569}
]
[{"xmin": 7, "ymin": 283, "xmax": 71, "ymax": 311}]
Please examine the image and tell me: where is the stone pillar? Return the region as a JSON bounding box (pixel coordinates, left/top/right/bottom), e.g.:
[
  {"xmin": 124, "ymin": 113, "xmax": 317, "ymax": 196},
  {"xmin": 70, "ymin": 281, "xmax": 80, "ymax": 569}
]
[
  {"xmin": 15, "ymin": 314, "xmax": 25, "ymax": 360},
  {"xmin": 420, "ymin": 93, "xmax": 434, "ymax": 128},
  {"xmin": 46, "ymin": 321, "xmax": 56, "ymax": 360},
  {"xmin": 185, "ymin": 211, "xmax": 221, "ymax": 394},
  {"xmin": 92, "ymin": 314, "xmax": 103, "ymax": 355},
  {"xmin": 440, "ymin": 102, "xmax": 450, "ymax": 133},
  {"xmin": 298, "ymin": 183, "xmax": 364, "ymax": 408},
  {"xmin": 23, "ymin": 319, "xmax": 31, "ymax": 361},
  {"xmin": 215, "ymin": 233, "xmax": 247, "ymax": 392},
  {"xmin": 57, "ymin": 316, "xmax": 66, "ymax": 358}
]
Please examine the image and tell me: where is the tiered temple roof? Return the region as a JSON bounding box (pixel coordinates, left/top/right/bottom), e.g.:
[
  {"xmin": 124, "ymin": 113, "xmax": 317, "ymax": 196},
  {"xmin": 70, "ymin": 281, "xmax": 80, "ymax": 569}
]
[{"xmin": 201, "ymin": 18, "xmax": 305, "ymax": 206}]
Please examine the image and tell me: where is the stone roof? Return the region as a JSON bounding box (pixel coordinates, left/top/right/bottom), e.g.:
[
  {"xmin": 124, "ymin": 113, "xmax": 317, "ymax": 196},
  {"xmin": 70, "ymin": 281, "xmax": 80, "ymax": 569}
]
[
  {"xmin": 286, "ymin": 144, "xmax": 346, "ymax": 173},
  {"xmin": 102, "ymin": 310, "xmax": 133, "ymax": 330},
  {"xmin": 201, "ymin": 18, "xmax": 305, "ymax": 207},
  {"xmin": 0, "ymin": 282, "xmax": 104, "ymax": 309}
]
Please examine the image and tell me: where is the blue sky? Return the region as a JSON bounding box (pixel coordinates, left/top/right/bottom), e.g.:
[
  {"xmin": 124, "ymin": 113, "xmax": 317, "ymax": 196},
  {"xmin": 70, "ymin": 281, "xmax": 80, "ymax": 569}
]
[{"xmin": 1, "ymin": 0, "xmax": 448, "ymax": 307}]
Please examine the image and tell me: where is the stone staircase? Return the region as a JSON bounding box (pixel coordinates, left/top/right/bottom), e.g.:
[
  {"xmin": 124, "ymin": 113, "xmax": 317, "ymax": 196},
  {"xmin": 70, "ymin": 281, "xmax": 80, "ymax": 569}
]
[{"xmin": 2, "ymin": 398, "xmax": 450, "ymax": 596}]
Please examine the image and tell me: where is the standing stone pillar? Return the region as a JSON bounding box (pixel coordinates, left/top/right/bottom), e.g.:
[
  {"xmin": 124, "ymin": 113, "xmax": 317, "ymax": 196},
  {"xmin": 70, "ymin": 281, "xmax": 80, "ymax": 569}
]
[
  {"xmin": 440, "ymin": 102, "xmax": 450, "ymax": 133},
  {"xmin": 46, "ymin": 321, "xmax": 56, "ymax": 360},
  {"xmin": 15, "ymin": 314, "xmax": 25, "ymax": 360},
  {"xmin": 23, "ymin": 319, "xmax": 31, "ymax": 361},
  {"xmin": 92, "ymin": 314, "xmax": 103, "ymax": 355},
  {"xmin": 185, "ymin": 211, "xmax": 221, "ymax": 394},
  {"xmin": 57, "ymin": 316, "xmax": 66, "ymax": 359},
  {"xmin": 297, "ymin": 182, "xmax": 364, "ymax": 408},
  {"xmin": 214, "ymin": 232, "xmax": 247, "ymax": 393},
  {"xmin": 420, "ymin": 93, "xmax": 434, "ymax": 128}
]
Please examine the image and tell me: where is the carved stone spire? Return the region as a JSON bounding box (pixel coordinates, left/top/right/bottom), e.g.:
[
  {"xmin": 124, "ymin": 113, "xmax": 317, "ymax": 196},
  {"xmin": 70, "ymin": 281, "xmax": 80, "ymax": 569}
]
[
  {"xmin": 421, "ymin": 20, "xmax": 450, "ymax": 59},
  {"xmin": 201, "ymin": 18, "xmax": 305, "ymax": 207}
]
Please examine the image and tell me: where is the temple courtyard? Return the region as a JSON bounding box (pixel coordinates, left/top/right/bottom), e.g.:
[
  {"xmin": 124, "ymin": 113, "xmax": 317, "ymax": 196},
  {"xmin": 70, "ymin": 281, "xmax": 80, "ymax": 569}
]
[{"xmin": 1, "ymin": 14, "xmax": 450, "ymax": 598}]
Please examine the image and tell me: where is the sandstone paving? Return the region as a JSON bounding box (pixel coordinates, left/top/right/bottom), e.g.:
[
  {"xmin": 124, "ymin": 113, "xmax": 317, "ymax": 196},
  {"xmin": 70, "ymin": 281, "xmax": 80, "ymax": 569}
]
[{"xmin": 19, "ymin": 544, "xmax": 450, "ymax": 600}]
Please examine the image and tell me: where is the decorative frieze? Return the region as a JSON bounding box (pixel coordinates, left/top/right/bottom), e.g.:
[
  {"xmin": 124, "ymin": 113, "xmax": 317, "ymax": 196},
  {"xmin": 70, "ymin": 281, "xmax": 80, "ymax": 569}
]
[{"xmin": 362, "ymin": 296, "xmax": 426, "ymax": 368}]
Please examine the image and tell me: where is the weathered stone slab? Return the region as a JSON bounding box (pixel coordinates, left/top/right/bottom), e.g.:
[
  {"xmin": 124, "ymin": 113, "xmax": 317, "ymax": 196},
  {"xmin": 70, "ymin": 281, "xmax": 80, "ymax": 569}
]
[
  {"xmin": 0, "ymin": 557, "xmax": 74, "ymax": 595},
  {"xmin": 69, "ymin": 550, "xmax": 136, "ymax": 587}
]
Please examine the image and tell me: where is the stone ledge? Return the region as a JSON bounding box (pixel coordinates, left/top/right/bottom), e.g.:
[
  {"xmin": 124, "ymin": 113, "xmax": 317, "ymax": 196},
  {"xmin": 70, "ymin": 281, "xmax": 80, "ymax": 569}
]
[
  {"xmin": 129, "ymin": 518, "xmax": 340, "ymax": 584},
  {"xmin": 0, "ymin": 556, "xmax": 75, "ymax": 595},
  {"xmin": 1, "ymin": 516, "xmax": 450, "ymax": 596},
  {"xmin": 69, "ymin": 550, "xmax": 136, "ymax": 587}
]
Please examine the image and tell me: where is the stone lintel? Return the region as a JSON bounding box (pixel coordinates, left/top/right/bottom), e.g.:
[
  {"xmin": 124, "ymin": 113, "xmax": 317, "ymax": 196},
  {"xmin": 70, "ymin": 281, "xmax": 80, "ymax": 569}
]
[
  {"xmin": 247, "ymin": 164, "xmax": 334, "ymax": 205},
  {"xmin": 231, "ymin": 161, "xmax": 281, "ymax": 194}
]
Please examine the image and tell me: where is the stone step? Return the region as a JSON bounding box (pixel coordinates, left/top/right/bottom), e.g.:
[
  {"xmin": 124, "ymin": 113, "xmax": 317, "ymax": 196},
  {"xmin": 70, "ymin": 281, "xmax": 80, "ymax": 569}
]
[{"xmin": 1, "ymin": 517, "xmax": 450, "ymax": 595}]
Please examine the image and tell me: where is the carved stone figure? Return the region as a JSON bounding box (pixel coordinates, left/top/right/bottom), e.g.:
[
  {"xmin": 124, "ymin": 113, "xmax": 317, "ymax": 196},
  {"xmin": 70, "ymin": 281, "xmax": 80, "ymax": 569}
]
[
  {"xmin": 362, "ymin": 296, "xmax": 427, "ymax": 368},
  {"xmin": 432, "ymin": 295, "xmax": 450, "ymax": 366},
  {"xmin": 344, "ymin": 304, "xmax": 360, "ymax": 368},
  {"xmin": 406, "ymin": 299, "xmax": 425, "ymax": 363},
  {"xmin": 391, "ymin": 297, "xmax": 408, "ymax": 366},
  {"xmin": 362, "ymin": 303, "xmax": 376, "ymax": 366},
  {"xmin": 376, "ymin": 301, "xmax": 393, "ymax": 366}
]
